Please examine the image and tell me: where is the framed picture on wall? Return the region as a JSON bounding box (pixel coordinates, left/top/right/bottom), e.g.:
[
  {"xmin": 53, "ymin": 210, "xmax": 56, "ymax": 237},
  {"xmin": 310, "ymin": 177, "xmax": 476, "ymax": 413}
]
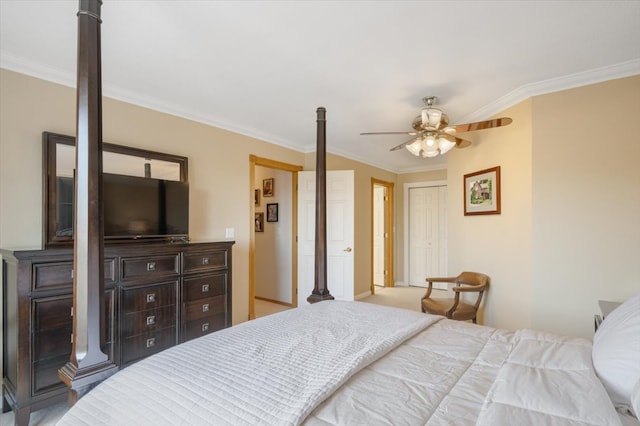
[
  {"xmin": 266, "ymin": 203, "xmax": 278, "ymax": 222},
  {"xmin": 255, "ymin": 212, "xmax": 264, "ymax": 232},
  {"xmin": 464, "ymin": 166, "xmax": 501, "ymax": 216},
  {"xmin": 254, "ymin": 189, "xmax": 260, "ymax": 207},
  {"xmin": 263, "ymin": 178, "xmax": 274, "ymax": 197}
]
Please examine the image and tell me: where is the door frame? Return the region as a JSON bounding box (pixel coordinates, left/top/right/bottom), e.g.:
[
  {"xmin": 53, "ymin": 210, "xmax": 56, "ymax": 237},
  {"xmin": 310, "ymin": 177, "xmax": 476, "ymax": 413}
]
[
  {"xmin": 370, "ymin": 178, "xmax": 395, "ymax": 294},
  {"xmin": 249, "ymin": 155, "xmax": 303, "ymax": 320},
  {"xmin": 403, "ymin": 180, "xmax": 447, "ymax": 287}
]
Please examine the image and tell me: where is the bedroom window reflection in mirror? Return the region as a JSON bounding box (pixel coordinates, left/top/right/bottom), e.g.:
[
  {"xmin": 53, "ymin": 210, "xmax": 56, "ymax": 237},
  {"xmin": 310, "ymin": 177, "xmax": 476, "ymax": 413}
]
[{"xmin": 44, "ymin": 132, "xmax": 188, "ymax": 247}]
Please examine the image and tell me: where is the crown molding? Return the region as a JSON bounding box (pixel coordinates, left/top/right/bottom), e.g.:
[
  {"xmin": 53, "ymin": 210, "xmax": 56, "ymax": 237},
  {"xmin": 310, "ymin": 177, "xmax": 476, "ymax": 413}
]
[
  {"xmin": 396, "ymin": 163, "xmax": 448, "ymax": 174},
  {"xmin": 1, "ymin": 53, "xmax": 75, "ymax": 88},
  {"xmin": 459, "ymin": 59, "xmax": 640, "ymax": 123}
]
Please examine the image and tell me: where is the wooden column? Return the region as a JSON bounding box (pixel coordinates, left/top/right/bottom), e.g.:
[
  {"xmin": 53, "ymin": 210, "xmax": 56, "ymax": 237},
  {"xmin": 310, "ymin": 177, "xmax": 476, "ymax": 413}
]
[
  {"xmin": 58, "ymin": 0, "xmax": 117, "ymax": 404},
  {"xmin": 307, "ymin": 107, "xmax": 334, "ymax": 303}
]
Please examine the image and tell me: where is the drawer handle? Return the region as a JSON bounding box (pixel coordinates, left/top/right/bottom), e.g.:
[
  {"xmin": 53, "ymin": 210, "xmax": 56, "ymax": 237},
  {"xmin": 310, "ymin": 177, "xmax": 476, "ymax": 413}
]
[
  {"xmin": 202, "ymin": 322, "xmax": 209, "ymax": 332},
  {"xmin": 70, "ymin": 269, "xmax": 74, "ymax": 279},
  {"xmin": 202, "ymin": 284, "xmax": 210, "ymax": 293},
  {"xmin": 146, "ymin": 338, "xmax": 155, "ymax": 348},
  {"xmin": 146, "ymin": 293, "xmax": 156, "ymax": 303},
  {"xmin": 146, "ymin": 315, "xmax": 156, "ymax": 326},
  {"xmin": 202, "ymin": 257, "xmax": 209, "ymax": 265},
  {"xmin": 202, "ymin": 303, "xmax": 209, "ymax": 312},
  {"xmin": 146, "ymin": 262, "xmax": 156, "ymax": 271}
]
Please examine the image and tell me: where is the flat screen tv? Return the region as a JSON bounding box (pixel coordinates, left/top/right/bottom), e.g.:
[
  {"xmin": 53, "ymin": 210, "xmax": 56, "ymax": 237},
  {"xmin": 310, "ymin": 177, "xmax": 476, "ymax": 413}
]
[
  {"xmin": 103, "ymin": 173, "xmax": 189, "ymax": 240},
  {"xmin": 56, "ymin": 173, "xmax": 189, "ymax": 241}
]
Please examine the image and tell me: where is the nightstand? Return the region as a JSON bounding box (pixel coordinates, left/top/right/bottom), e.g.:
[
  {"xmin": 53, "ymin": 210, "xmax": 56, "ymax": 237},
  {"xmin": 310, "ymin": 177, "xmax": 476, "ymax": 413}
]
[{"xmin": 594, "ymin": 300, "xmax": 622, "ymax": 331}]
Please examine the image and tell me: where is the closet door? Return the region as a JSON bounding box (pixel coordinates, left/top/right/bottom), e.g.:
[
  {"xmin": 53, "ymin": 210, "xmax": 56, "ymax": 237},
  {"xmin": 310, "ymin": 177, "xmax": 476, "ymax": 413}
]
[{"xmin": 408, "ymin": 186, "xmax": 447, "ymax": 288}]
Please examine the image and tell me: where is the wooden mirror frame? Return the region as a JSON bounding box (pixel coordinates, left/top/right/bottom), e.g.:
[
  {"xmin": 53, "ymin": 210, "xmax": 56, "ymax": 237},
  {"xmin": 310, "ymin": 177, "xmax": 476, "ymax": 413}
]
[{"xmin": 43, "ymin": 131, "xmax": 189, "ymax": 248}]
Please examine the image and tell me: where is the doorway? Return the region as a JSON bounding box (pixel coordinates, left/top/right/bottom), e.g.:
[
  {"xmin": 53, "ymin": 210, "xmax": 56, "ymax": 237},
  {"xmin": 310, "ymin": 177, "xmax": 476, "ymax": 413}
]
[
  {"xmin": 404, "ymin": 181, "xmax": 447, "ymax": 288},
  {"xmin": 249, "ymin": 155, "xmax": 302, "ymax": 320},
  {"xmin": 371, "ymin": 178, "xmax": 394, "ymax": 295}
]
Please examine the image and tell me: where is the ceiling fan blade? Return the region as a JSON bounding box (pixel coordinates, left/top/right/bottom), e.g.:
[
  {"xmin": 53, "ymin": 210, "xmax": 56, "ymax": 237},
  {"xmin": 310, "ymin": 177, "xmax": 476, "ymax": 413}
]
[
  {"xmin": 389, "ymin": 137, "xmax": 417, "ymax": 151},
  {"xmin": 360, "ymin": 131, "xmax": 418, "ymax": 136},
  {"xmin": 453, "ymin": 117, "xmax": 512, "ymax": 133},
  {"xmin": 440, "ymin": 133, "xmax": 472, "ymax": 148}
]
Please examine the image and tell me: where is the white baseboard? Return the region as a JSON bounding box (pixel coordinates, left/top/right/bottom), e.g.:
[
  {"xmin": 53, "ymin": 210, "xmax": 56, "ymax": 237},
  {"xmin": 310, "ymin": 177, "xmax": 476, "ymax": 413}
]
[{"xmin": 355, "ymin": 291, "xmax": 372, "ymax": 300}]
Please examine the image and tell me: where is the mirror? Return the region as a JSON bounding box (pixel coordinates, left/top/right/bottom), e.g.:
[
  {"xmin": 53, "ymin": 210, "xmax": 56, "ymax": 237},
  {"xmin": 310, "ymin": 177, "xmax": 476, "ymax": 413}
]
[{"xmin": 43, "ymin": 132, "xmax": 188, "ymax": 247}]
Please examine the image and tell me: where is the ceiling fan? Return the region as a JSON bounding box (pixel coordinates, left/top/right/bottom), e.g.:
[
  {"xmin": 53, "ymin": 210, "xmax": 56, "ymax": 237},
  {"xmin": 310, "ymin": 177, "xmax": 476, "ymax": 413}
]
[{"xmin": 360, "ymin": 96, "xmax": 512, "ymax": 158}]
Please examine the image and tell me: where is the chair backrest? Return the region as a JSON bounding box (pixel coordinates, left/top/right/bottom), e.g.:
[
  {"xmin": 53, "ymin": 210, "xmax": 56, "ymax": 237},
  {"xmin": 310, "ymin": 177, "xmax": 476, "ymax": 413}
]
[{"xmin": 457, "ymin": 271, "xmax": 489, "ymax": 289}]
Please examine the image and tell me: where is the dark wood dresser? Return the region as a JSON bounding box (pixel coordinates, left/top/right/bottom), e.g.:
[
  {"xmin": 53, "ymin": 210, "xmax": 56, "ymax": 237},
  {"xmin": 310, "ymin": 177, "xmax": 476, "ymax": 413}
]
[{"xmin": 1, "ymin": 241, "xmax": 233, "ymax": 426}]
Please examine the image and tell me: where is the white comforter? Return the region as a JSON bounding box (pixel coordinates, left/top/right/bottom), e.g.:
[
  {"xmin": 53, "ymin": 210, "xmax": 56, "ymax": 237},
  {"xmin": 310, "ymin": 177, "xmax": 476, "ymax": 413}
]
[
  {"xmin": 57, "ymin": 301, "xmax": 620, "ymax": 426},
  {"xmin": 306, "ymin": 319, "xmax": 620, "ymax": 426}
]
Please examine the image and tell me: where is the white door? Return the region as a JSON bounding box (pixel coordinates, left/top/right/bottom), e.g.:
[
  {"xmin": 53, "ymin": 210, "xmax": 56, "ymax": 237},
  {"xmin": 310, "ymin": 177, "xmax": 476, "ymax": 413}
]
[
  {"xmin": 298, "ymin": 170, "xmax": 354, "ymax": 305},
  {"xmin": 408, "ymin": 186, "xmax": 447, "ymax": 288},
  {"xmin": 373, "ymin": 185, "xmax": 386, "ymax": 286}
]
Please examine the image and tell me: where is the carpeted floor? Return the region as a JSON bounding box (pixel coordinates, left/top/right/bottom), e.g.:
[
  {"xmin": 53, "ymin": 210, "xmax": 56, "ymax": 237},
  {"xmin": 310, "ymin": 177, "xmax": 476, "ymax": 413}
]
[
  {"xmin": 0, "ymin": 285, "xmax": 429, "ymax": 425},
  {"xmin": 362, "ymin": 284, "xmax": 428, "ymax": 311}
]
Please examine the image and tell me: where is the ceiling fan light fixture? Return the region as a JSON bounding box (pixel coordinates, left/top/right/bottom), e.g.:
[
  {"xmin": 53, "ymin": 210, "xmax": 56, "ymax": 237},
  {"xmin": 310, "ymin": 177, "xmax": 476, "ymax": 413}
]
[
  {"xmin": 405, "ymin": 137, "xmax": 425, "ymax": 156},
  {"xmin": 421, "ymin": 108, "xmax": 443, "ymax": 129},
  {"xmin": 423, "ymin": 139, "xmax": 439, "ymax": 157},
  {"xmin": 365, "ymin": 95, "xmax": 512, "ymax": 159},
  {"xmin": 438, "ymin": 137, "xmax": 456, "ymax": 154}
]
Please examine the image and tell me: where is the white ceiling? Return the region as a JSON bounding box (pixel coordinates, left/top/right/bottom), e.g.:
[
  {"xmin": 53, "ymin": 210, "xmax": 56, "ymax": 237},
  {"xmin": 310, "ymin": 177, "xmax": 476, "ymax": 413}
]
[{"xmin": 2, "ymin": 1, "xmax": 639, "ymax": 173}]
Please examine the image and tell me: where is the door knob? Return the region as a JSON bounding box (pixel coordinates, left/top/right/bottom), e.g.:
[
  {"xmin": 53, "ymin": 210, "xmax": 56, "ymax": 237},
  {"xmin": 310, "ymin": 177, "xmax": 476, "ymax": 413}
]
[{"xmin": 344, "ymin": 247, "xmax": 352, "ymax": 252}]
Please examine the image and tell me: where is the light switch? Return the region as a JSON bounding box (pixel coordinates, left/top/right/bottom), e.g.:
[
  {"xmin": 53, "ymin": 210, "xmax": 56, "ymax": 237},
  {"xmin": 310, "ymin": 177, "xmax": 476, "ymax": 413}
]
[{"xmin": 225, "ymin": 227, "xmax": 234, "ymax": 238}]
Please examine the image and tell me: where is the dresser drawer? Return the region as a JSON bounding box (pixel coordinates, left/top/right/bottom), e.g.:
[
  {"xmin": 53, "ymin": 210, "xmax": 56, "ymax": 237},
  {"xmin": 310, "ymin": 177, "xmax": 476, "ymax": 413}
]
[
  {"xmin": 33, "ymin": 354, "xmax": 72, "ymax": 395},
  {"xmin": 184, "ymin": 295, "xmax": 225, "ymax": 321},
  {"xmin": 34, "ymin": 325, "xmax": 72, "ymax": 361},
  {"xmin": 33, "ymin": 292, "xmax": 114, "ymax": 362},
  {"xmin": 33, "ymin": 295, "xmax": 72, "ymax": 332},
  {"xmin": 183, "ymin": 250, "xmax": 227, "ymax": 273},
  {"xmin": 122, "ymin": 282, "xmax": 176, "ymax": 313},
  {"xmin": 123, "ymin": 305, "xmax": 176, "ymax": 338},
  {"xmin": 183, "ymin": 273, "xmax": 226, "ymax": 302},
  {"xmin": 32, "ymin": 342, "xmax": 113, "ymax": 395},
  {"xmin": 32, "ymin": 293, "xmax": 114, "ymax": 396},
  {"xmin": 122, "ymin": 327, "xmax": 176, "ymax": 365},
  {"xmin": 184, "ymin": 314, "xmax": 226, "ymax": 341},
  {"xmin": 33, "ymin": 258, "xmax": 116, "ymax": 290},
  {"xmin": 121, "ymin": 254, "xmax": 179, "ymax": 282}
]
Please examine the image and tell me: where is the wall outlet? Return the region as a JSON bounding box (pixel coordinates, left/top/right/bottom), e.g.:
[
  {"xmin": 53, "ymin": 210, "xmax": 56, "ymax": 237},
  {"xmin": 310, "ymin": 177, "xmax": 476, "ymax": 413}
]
[{"xmin": 225, "ymin": 227, "xmax": 234, "ymax": 238}]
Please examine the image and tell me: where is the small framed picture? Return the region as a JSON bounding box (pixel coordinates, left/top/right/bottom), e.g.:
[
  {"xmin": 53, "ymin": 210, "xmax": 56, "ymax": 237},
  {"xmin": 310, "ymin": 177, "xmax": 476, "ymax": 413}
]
[
  {"xmin": 255, "ymin": 212, "xmax": 264, "ymax": 232},
  {"xmin": 464, "ymin": 166, "xmax": 501, "ymax": 216},
  {"xmin": 266, "ymin": 203, "xmax": 278, "ymax": 222},
  {"xmin": 263, "ymin": 178, "xmax": 274, "ymax": 197},
  {"xmin": 254, "ymin": 189, "xmax": 260, "ymax": 207}
]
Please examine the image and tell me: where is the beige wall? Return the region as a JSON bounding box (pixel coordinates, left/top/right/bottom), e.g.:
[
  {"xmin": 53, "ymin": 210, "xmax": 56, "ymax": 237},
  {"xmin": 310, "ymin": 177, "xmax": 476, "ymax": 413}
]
[
  {"xmin": 447, "ymin": 75, "xmax": 640, "ymax": 338},
  {"xmin": 0, "ymin": 69, "xmax": 306, "ymax": 326},
  {"xmin": 448, "ymin": 99, "xmax": 534, "ymax": 331},
  {"xmin": 531, "ymin": 75, "xmax": 640, "ymax": 337}
]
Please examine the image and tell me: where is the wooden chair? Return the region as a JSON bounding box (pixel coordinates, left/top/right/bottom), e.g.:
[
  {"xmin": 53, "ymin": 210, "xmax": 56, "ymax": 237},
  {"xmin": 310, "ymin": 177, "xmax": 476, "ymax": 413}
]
[{"xmin": 420, "ymin": 272, "xmax": 489, "ymax": 323}]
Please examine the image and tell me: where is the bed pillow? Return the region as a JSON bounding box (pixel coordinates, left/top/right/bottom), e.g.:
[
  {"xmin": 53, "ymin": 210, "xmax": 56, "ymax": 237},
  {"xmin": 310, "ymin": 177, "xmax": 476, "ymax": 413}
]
[
  {"xmin": 592, "ymin": 292, "xmax": 640, "ymax": 415},
  {"xmin": 631, "ymin": 379, "xmax": 640, "ymax": 418}
]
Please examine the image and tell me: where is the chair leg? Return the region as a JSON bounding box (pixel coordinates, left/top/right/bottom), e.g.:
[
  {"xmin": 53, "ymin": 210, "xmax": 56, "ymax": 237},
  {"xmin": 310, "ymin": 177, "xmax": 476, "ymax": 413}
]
[{"xmin": 472, "ymin": 317, "xmax": 477, "ymax": 324}]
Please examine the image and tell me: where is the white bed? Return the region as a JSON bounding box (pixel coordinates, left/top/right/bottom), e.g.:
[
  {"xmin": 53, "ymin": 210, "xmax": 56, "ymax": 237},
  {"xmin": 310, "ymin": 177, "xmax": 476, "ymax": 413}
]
[
  {"xmin": 50, "ymin": 2, "xmax": 640, "ymax": 424},
  {"xmin": 56, "ymin": 298, "xmax": 639, "ymax": 426}
]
